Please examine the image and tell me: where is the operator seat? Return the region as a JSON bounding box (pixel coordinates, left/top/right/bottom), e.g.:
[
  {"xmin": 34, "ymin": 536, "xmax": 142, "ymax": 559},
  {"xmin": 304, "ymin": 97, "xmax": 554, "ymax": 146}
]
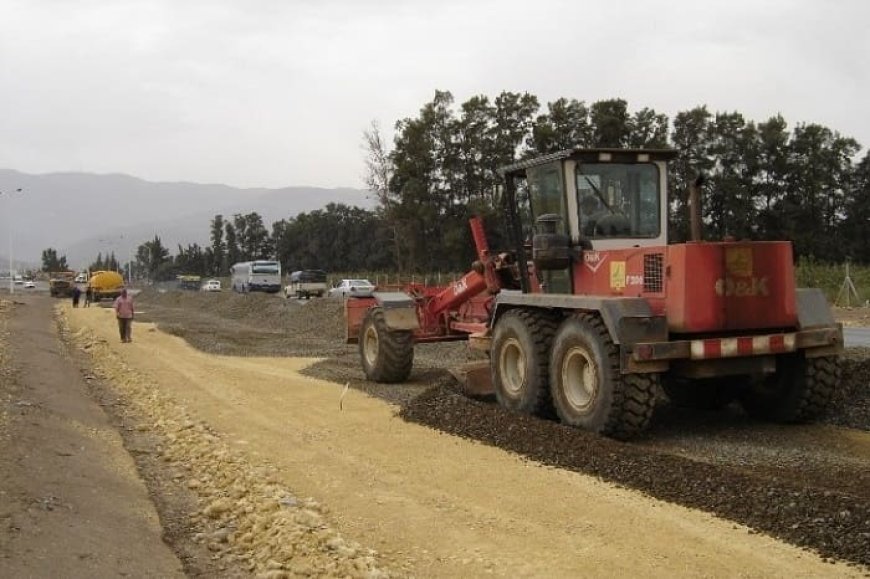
[{"xmin": 594, "ymin": 214, "xmax": 631, "ymax": 237}]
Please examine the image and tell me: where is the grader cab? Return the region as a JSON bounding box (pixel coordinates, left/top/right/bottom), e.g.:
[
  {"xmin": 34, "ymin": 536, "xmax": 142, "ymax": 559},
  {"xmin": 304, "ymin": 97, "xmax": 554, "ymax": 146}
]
[{"xmin": 346, "ymin": 148, "xmax": 843, "ymax": 439}]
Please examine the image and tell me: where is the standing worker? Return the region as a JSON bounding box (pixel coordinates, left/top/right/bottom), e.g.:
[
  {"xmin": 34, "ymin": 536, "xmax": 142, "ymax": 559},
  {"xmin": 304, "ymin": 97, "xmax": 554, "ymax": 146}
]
[
  {"xmin": 113, "ymin": 289, "xmax": 135, "ymax": 343},
  {"xmin": 83, "ymin": 285, "xmax": 92, "ymax": 307},
  {"xmin": 71, "ymin": 285, "xmax": 82, "ymax": 308}
]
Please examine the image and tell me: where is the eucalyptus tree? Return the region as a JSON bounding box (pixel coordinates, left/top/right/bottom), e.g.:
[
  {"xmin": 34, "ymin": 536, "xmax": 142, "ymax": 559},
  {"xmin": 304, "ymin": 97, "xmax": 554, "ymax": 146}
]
[
  {"xmin": 669, "ymin": 106, "xmax": 714, "ymax": 242},
  {"xmin": 842, "ymin": 151, "xmax": 870, "ymax": 262},
  {"xmin": 783, "ymin": 124, "xmax": 859, "ymax": 259},
  {"xmin": 528, "ymin": 98, "xmax": 592, "ymax": 155},
  {"xmin": 41, "ymin": 247, "xmax": 69, "ymax": 272},
  {"xmin": 135, "ymin": 236, "xmax": 170, "ymax": 280},
  {"xmin": 224, "ymin": 222, "xmax": 240, "ymax": 267},
  {"xmin": 210, "ymin": 214, "xmax": 226, "ymax": 275},
  {"xmin": 705, "ymin": 111, "xmax": 760, "ymax": 240}
]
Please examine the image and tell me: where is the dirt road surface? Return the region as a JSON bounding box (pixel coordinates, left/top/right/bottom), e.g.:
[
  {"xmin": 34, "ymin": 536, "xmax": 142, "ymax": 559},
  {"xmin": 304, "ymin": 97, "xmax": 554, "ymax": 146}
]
[
  {"xmin": 0, "ymin": 295, "xmax": 184, "ymax": 577},
  {"xmin": 60, "ymin": 300, "xmax": 864, "ymax": 577},
  {"xmin": 3, "ymin": 288, "xmax": 867, "ymax": 577}
]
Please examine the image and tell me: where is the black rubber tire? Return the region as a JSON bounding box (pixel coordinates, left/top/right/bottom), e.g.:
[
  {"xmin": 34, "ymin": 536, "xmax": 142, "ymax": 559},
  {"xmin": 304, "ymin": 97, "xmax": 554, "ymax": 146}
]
[
  {"xmin": 359, "ymin": 307, "xmax": 414, "ymax": 383},
  {"xmin": 549, "ymin": 313, "xmax": 657, "ymax": 439},
  {"xmin": 739, "ymin": 354, "xmax": 839, "ymax": 422},
  {"xmin": 663, "ymin": 377, "xmax": 737, "ymax": 411},
  {"xmin": 491, "ymin": 309, "xmax": 558, "ymax": 416}
]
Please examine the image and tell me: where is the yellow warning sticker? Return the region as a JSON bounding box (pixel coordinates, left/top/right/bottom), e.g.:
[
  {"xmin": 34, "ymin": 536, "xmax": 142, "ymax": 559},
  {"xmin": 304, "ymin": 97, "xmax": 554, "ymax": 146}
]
[
  {"xmin": 725, "ymin": 247, "xmax": 753, "ymax": 277},
  {"xmin": 610, "ymin": 261, "xmax": 626, "ymax": 290}
]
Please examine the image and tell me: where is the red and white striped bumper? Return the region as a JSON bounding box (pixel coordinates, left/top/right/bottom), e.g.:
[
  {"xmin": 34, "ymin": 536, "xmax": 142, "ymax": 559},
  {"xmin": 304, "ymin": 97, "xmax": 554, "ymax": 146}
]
[
  {"xmin": 631, "ymin": 326, "xmax": 842, "ymax": 363},
  {"xmin": 689, "ymin": 333, "xmax": 796, "ymax": 359}
]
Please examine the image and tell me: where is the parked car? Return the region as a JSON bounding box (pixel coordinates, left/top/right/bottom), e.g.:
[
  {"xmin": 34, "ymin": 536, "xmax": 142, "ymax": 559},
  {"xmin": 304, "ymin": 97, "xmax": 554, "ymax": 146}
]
[
  {"xmin": 201, "ymin": 279, "xmax": 222, "ymax": 292},
  {"xmin": 328, "ymin": 279, "xmax": 375, "ymax": 298},
  {"xmin": 23, "ymin": 280, "xmax": 36, "ymax": 289}
]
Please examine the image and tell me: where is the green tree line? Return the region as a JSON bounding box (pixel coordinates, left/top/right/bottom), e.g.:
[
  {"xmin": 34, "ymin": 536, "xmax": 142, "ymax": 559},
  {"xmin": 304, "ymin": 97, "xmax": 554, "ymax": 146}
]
[{"xmin": 69, "ymin": 91, "xmax": 869, "ymax": 280}]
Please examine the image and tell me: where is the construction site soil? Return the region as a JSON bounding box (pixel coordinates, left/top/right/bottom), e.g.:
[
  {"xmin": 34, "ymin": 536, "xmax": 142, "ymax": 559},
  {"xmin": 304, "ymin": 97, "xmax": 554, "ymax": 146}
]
[{"xmin": 134, "ymin": 289, "xmax": 870, "ymax": 568}]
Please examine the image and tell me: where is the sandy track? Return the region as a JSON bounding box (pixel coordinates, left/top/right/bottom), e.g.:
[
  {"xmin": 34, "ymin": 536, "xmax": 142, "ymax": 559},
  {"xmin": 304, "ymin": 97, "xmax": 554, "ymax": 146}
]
[{"xmin": 65, "ymin": 304, "xmax": 863, "ymax": 577}]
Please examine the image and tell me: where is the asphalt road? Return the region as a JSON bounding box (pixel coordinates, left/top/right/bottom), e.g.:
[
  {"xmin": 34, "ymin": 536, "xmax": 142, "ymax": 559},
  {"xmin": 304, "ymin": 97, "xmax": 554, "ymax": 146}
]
[{"xmin": 845, "ymin": 327, "xmax": 870, "ymax": 348}]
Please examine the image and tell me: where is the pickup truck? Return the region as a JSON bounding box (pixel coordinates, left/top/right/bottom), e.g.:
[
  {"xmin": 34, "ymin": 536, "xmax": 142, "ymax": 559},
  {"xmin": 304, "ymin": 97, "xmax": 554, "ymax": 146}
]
[{"xmin": 285, "ymin": 270, "xmax": 328, "ymax": 299}]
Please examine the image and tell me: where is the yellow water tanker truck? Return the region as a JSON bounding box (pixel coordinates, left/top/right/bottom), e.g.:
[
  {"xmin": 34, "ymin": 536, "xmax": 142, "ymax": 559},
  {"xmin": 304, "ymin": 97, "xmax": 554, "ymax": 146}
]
[{"xmin": 88, "ymin": 270, "xmax": 125, "ymax": 302}]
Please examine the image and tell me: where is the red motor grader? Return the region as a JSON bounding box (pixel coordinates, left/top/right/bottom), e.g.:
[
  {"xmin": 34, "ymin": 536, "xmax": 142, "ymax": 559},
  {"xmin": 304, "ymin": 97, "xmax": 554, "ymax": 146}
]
[{"xmin": 345, "ymin": 148, "xmax": 843, "ymax": 439}]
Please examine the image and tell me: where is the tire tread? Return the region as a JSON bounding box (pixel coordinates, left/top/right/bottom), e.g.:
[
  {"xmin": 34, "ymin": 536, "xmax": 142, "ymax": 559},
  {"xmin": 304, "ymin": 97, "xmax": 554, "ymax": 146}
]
[
  {"xmin": 360, "ymin": 307, "xmax": 414, "ymax": 383},
  {"xmin": 566, "ymin": 313, "xmax": 656, "ymax": 439},
  {"xmin": 492, "ymin": 308, "xmax": 558, "ymax": 416}
]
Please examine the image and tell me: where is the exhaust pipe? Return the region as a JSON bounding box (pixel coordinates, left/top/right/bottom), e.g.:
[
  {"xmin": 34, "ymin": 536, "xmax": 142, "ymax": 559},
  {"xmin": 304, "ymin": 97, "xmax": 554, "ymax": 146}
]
[{"xmin": 688, "ymin": 173, "xmax": 705, "ymax": 242}]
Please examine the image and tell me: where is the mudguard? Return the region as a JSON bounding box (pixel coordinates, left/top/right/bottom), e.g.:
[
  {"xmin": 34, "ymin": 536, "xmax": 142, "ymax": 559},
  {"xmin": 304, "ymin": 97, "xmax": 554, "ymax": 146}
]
[
  {"xmin": 373, "ymin": 292, "xmax": 420, "ymax": 331},
  {"xmin": 491, "ymin": 292, "xmax": 668, "ymax": 345}
]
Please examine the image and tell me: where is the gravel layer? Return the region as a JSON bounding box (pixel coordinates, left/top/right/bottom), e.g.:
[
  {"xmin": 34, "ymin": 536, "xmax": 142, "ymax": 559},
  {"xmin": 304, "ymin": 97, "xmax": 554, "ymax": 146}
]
[
  {"xmin": 824, "ymin": 349, "xmax": 870, "ymax": 430},
  {"xmin": 401, "ymin": 386, "xmax": 870, "ymax": 567}
]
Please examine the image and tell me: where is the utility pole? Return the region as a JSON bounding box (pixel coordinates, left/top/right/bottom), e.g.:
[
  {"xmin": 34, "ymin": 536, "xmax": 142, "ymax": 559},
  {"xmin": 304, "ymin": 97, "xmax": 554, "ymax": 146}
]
[{"xmin": 0, "ymin": 188, "xmax": 23, "ymax": 294}]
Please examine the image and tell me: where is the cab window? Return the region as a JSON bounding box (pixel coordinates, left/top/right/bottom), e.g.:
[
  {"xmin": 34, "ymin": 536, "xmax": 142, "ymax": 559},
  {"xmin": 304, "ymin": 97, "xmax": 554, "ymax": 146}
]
[
  {"xmin": 526, "ymin": 163, "xmax": 566, "ymax": 233},
  {"xmin": 576, "ymin": 163, "xmax": 660, "ymax": 238}
]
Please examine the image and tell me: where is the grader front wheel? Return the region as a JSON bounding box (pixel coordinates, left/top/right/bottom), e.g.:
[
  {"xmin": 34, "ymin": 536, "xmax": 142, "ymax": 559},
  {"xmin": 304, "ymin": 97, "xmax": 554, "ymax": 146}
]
[{"xmin": 359, "ymin": 307, "xmax": 414, "ymax": 383}]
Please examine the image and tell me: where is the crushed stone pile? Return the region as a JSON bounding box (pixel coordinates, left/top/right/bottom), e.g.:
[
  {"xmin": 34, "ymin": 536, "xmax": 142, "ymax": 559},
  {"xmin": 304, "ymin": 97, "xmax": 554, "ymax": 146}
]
[
  {"xmin": 138, "ymin": 289, "xmax": 346, "ymax": 338},
  {"xmin": 136, "ymin": 289, "xmax": 346, "ymax": 357},
  {"xmin": 823, "ymin": 349, "xmax": 870, "ymax": 430}
]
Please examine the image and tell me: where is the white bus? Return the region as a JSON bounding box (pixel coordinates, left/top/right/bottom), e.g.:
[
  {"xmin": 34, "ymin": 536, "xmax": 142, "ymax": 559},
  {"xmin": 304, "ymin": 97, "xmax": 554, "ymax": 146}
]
[{"xmin": 230, "ymin": 260, "xmax": 282, "ymax": 293}]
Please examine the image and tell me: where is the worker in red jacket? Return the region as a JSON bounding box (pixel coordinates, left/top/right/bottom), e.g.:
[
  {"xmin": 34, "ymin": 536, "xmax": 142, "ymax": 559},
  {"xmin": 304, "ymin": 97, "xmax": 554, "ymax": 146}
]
[{"xmin": 113, "ymin": 289, "xmax": 135, "ymax": 343}]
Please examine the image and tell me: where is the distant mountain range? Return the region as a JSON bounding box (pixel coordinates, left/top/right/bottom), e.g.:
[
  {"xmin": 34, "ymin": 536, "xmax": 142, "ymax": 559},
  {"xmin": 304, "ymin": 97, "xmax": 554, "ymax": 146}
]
[{"xmin": 0, "ymin": 169, "xmax": 374, "ymax": 270}]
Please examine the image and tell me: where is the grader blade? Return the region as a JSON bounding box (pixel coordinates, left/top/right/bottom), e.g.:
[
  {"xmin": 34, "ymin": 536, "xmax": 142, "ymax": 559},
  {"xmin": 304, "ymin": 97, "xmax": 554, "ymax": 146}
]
[{"xmin": 448, "ymin": 360, "xmax": 494, "ymax": 397}]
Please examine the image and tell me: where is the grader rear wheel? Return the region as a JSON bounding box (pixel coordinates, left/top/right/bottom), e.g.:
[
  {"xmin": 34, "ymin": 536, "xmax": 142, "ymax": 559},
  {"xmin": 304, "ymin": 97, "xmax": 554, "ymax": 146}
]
[
  {"xmin": 549, "ymin": 313, "xmax": 657, "ymax": 439},
  {"xmin": 359, "ymin": 307, "xmax": 414, "ymax": 383},
  {"xmin": 739, "ymin": 354, "xmax": 838, "ymax": 422}
]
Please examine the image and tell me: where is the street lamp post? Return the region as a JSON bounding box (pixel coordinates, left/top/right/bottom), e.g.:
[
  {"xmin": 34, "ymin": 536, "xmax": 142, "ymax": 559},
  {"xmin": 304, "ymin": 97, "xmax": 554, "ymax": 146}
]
[{"xmin": 0, "ymin": 188, "xmax": 23, "ymax": 295}]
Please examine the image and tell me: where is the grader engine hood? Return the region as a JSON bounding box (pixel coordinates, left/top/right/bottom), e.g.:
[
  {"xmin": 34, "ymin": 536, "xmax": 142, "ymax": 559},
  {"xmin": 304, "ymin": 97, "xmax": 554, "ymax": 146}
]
[{"xmin": 666, "ymin": 242, "xmax": 798, "ymax": 333}]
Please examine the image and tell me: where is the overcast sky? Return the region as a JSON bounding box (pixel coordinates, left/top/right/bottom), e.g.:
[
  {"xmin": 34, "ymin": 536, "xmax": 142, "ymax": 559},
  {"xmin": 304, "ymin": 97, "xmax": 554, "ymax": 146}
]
[{"xmin": 1, "ymin": 0, "xmax": 867, "ymax": 189}]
